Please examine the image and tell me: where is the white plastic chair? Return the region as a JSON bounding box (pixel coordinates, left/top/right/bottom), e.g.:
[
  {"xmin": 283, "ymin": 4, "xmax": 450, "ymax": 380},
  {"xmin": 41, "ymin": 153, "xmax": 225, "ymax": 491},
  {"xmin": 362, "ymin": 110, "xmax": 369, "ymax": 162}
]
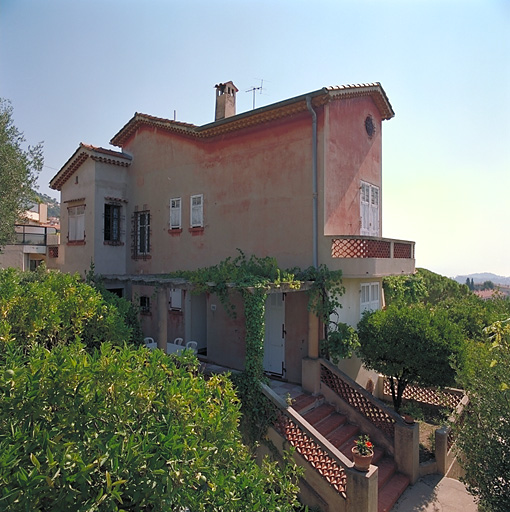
[
  {"xmin": 185, "ymin": 341, "xmax": 198, "ymax": 353},
  {"xmin": 144, "ymin": 337, "xmax": 157, "ymax": 350},
  {"xmin": 173, "ymin": 337, "xmax": 184, "ymax": 346}
]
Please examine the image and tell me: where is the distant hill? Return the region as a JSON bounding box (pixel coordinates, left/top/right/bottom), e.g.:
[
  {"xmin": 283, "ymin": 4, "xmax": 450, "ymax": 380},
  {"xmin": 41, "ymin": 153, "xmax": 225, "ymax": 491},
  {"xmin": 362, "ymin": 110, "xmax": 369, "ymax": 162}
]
[
  {"xmin": 36, "ymin": 193, "xmax": 60, "ymax": 218},
  {"xmin": 454, "ymin": 273, "xmax": 510, "ymax": 286}
]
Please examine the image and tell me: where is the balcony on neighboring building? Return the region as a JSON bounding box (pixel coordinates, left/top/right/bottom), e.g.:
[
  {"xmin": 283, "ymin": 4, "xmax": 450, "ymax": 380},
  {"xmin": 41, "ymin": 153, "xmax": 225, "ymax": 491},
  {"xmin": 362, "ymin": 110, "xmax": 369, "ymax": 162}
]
[
  {"xmin": 322, "ymin": 235, "xmax": 415, "ymax": 278},
  {"xmin": 14, "ymin": 225, "xmax": 59, "ymax": 246}
]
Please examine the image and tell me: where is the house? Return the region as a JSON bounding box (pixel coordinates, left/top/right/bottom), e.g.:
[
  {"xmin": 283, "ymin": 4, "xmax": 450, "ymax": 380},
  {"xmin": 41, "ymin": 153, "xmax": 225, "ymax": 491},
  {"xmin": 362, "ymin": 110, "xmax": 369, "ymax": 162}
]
[
  {"xmin": 0, "ymin": 202, "xmax": 60, "ymax": 271},
  {"xmin": 50, "ymin": 81, "xmax": 415, "ymax": 387}
]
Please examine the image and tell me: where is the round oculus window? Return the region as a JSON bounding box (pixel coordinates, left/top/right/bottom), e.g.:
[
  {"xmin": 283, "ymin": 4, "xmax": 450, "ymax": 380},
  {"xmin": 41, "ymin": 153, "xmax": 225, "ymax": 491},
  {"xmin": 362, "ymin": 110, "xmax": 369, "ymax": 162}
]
[{"xmin": 365, "ymin": 115, "xmax": 375, "ymax": 137}]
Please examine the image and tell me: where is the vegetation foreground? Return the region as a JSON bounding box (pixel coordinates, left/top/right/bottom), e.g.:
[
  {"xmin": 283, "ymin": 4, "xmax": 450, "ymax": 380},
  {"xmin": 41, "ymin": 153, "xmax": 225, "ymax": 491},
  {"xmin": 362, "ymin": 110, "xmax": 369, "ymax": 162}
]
[{"xmin": 0, "ymin": 268, "xmax": 301, "ymax": 511}]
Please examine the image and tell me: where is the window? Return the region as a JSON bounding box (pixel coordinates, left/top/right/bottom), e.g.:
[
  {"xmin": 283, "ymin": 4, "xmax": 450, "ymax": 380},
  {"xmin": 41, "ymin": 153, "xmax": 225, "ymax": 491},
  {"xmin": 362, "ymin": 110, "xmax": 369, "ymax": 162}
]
[
  {"xmin": 68, "ymin": 205, "xmax": 85, "ymax": 242},
  {"xmin": 360, "ymin": 181, "xmax": 380, "ymax": 236},
  {"xmin": 170, "ymin": 198, "xmax": 181, "ymax": 229},
  {"xmin": 169, "ymin": 288, "xmax": 182, "ymax": 310},
  {"xmin": 190, "ymin": 194, "xmax": 203, "ymax": 228},
  {"xmin": 104, "ymin": 204, "xmax": 121, "ymax": 242},
  {"xmin": 140, "ymin": 296, "xmax": 151, "ymax": 315},
  {"xmin": 134, "ymin": 211, "xmax": 150, "ymax": 256},
  {"xmin": 361, "ymin": 282, "xmax": 380, "ymax": 316}
]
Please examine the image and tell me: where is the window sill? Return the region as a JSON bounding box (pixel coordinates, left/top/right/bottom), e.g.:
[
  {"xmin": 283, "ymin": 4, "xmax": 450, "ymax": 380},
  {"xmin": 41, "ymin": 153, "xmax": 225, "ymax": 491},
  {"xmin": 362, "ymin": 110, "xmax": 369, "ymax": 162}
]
[
  {"xmin": 168, "ymin": 228, "xmax": 183, "ymax": 236},
  {"xmin": 104, "ymin": 241, "xmax": 124, "ymax": 246},
  {"xmin": 67, "ymin": 240, "xmax": 86, "ymax": 246},
  {"xmin": 188, "ymin": 227, "xmax": 204, "ymax": 235}
]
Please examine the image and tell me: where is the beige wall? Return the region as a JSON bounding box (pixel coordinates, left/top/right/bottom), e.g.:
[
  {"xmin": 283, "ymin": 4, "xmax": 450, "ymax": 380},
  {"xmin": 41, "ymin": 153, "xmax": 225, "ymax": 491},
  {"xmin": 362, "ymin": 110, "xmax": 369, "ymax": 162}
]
[{"xmin": 59, "ymin": 158, "xmax": 97, "ymax": 276}]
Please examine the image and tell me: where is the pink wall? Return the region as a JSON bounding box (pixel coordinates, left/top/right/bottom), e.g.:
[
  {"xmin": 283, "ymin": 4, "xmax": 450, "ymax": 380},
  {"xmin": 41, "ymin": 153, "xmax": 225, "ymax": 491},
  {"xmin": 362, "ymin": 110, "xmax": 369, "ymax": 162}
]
[
  {"xmin": 323, "ymin": 97, "xmax": 383, "ymax": 236},
  {"xmin": 123, "ymin": 112, "xmax": 317, "ymax": 274}
]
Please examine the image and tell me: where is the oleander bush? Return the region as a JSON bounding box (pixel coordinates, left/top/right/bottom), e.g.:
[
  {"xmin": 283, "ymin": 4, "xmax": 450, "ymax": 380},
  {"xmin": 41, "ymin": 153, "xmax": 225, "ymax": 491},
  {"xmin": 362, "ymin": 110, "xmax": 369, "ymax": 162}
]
[{"xmin": 0, "ymin": 342, "xmax": 301, "ymax": 511}]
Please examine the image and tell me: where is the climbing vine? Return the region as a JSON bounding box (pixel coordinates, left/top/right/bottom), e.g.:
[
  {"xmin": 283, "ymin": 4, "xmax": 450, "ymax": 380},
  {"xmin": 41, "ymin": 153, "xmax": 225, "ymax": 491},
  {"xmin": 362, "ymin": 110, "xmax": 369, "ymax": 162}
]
[
  {"xmin": 298, "ymin": 264, "xmax": 359, "ymax": 362},
  {"xmin": 169, "ymin": 251, "xmax": 351, "ymax": 444}
]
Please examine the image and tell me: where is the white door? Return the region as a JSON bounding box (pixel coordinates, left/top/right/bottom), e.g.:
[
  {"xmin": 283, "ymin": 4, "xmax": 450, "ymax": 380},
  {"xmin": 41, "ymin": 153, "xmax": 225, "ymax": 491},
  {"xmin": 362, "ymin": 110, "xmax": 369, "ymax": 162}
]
[
  {"xmin": 263, "ymin": 293, "xmax": 285, "ymax": 376},
  {"xmin": 360, "ymin": 182, "xmax": 380, "ymax": 236}
]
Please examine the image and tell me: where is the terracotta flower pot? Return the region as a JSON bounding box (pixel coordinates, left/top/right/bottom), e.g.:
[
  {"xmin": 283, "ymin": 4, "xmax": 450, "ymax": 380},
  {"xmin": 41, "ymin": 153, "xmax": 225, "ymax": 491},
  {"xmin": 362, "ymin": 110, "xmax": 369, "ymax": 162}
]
[{"xmin": 352, "ymin": 447, "xmax": 373, "ymax": 471}]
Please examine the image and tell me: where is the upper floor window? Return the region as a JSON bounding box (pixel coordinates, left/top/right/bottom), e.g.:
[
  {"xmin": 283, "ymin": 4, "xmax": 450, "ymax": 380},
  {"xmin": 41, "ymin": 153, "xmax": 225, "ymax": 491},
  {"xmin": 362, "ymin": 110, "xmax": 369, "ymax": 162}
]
[
  {"xmin": 190, "ymin": 194, "xmax": 203, "ymax": 228},
  {"xmin": 68, "ymin": 205, "xmax": 85, "ymax": 242},
  {"xmin": 170, "ymin": 198, "xmax": 182, "ymax": 230},
  {"xmin": 360, "ymin": 181, "xmax": 380, "ymax": 237},
  {"xmin": 104, "ymin": 204, "xmax": 121, "ymax": 243},
  {"xmin": 134, "ymin": 210, "xmax": 150, "ymax": 257}
]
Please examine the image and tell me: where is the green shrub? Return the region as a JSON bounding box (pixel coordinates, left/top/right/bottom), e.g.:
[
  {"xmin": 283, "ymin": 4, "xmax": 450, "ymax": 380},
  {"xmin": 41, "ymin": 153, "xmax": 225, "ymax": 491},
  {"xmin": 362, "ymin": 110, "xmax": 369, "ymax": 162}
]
[
  {"xmin": 0, "ymin": 343, "xmax": 301, "ymax": 511},
  {"xmin": 0, "ymin": 268, "xmax": 140, "ymax": 352}
]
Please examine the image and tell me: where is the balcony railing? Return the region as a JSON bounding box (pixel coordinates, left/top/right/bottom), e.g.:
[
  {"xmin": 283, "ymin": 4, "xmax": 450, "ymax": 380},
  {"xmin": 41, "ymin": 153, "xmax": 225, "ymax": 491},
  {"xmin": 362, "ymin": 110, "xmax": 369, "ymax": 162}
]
[
  {"xmin": 14, "ymin": 225, "xmax": 58, "ymax": 246},
  {"xmin": 330, "ymin": 236, "xmax": 415, "ymax": 260}
]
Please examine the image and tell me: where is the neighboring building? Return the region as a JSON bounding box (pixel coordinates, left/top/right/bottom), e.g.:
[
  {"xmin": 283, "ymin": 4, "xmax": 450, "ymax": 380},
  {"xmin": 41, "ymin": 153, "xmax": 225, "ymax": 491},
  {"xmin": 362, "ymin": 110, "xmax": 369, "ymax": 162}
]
[
  {"xmin": 50, "ymin": 81, "xmax": 415, "ymax": 386},
  {"xmin": 0, "ymin": 203, "xmax": 60, "ymax": 271}
]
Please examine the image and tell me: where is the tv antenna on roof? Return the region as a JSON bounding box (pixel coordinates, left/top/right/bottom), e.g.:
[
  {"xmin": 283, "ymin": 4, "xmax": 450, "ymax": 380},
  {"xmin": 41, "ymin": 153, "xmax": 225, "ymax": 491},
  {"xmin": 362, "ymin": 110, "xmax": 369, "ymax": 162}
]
[{"xmin": 246, "ymin": 79, "xmax": 266, "ymax": 109}]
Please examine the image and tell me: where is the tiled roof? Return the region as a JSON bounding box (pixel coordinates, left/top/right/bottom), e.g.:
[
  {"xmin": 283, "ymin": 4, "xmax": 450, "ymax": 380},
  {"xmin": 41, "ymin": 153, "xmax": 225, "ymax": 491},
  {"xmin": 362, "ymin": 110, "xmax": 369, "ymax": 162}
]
[
  {"xmin": 50, "ymin": 143, "xmax": 132, "ymax": 191},
  {"xmin": 110, "ymin": 83, "xmax": 394, "ymax": 147}
]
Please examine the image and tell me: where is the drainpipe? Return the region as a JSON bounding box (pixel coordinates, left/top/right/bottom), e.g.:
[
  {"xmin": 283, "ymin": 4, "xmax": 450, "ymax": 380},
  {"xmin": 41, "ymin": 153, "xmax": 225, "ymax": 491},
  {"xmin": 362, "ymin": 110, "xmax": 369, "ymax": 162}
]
[{"xmin": 306, "ymin": 96, "xmax": 319, "ymax": 269}]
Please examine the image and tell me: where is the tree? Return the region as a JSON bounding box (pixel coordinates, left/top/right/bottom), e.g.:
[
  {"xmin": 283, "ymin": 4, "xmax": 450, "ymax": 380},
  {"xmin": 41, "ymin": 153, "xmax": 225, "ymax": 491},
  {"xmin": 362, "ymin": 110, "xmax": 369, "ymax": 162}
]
[
  {"xmin": 0, "ymin": 99, "xmax": 43, "ymax": 248},
  {"xmin": 453, "ymin": 319, "xmax": 510, "ymax": 511},
  {"xmin": 357, "ymin": 303, "xmax": 465, "ymax": 412}
]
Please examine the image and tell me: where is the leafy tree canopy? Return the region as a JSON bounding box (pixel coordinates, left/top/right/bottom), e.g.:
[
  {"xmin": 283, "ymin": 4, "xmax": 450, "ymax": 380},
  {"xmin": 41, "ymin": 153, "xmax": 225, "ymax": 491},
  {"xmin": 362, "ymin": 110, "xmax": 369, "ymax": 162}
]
[
  {"xmin": 0, "ymin": 342, "xmax": 302, "ymax": 511},
  {"xmin": 453, "ymin": 319, "xmax": 510, "ymax": 512},
  {"xmin": 357, "ymin": 303, "xmax": 465, "ymax": 412},
  {"xmin": 0, "ymin": 99, "xmax": 43, "ymax": 248},
  {"xmin": 0, "ymin": 266, "xmax": 141, "ymax": 351}
]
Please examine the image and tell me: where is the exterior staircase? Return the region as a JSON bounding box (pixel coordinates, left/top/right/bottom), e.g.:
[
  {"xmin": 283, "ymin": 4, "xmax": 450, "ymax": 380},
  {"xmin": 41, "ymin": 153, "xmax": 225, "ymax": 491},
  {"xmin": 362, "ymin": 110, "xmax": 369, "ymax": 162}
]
[{"xmin": 292, "ymin": 393, "xmax": 410, "ymax": 512}]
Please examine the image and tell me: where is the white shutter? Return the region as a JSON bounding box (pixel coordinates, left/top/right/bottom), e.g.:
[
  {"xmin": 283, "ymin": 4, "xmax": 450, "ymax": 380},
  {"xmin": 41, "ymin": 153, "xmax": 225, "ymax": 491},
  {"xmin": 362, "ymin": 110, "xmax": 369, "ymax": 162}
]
[
  {"xmin": 360, "ymin": 182, "xmax": 380, "ymax": 236},
  {"xmin": 360, "ymin": 182, "xmax": 370, "ymax": 235},
  {"xmin": 370, "ymin": 185, "xmax": 380, "ymax": 236},
  {"xmin": 169, "ymin": 288, "xmax": 182, "ymax": 310},
  {"xmin": 361, "ymin": 282, "xmax": 380, "ymax": 317},
  {"xmin": 190, "ymin": 194, "xmax": 203, "ymax": 227},
  {"xmin": 170, "ymin": 198, "xmax": 181, "ymax": 229}
]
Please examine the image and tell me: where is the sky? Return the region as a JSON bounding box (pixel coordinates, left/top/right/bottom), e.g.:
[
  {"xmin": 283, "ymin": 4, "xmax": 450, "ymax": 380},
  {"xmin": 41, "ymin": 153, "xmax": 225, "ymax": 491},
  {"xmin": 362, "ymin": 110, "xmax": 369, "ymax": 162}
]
[{"xmin": 1, "ymin": 0, "xmax": 509, "ymax": 278}]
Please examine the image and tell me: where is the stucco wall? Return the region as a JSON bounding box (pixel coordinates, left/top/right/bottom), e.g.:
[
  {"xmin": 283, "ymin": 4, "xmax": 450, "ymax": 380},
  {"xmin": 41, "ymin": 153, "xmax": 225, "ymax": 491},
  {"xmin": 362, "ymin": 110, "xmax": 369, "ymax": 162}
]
[
  {"xmin": 59, "ymin": 158, "xmax": 97, "ymax": 276},
  {"xmin": 323, "ymin": 97, "xmax": 383, "ymax": 236},
  {"xmin": 122, "ymin": 112, "xmax": 317, "ymax": 274},
  {"xmin": 92, "ymin": 161, "xmax": 129, "ymax": 275}
]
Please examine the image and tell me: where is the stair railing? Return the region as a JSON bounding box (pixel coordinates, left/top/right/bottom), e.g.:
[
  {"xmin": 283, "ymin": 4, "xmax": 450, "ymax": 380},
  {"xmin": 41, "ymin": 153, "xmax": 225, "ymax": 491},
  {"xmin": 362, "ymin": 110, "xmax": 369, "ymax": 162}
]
[
  {"xmin": 261, "ymin": 382, "xmax": 379, "ymax": 512},
  {"xmin": 317, "ymin": 358, "xmax": 419, "ymax": 484}
]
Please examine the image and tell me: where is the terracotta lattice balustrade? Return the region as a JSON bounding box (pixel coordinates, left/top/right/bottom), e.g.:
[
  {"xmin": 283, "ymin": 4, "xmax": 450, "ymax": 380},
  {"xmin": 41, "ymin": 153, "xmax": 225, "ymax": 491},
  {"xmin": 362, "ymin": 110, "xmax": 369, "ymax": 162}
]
[
  {"xmin": 321, "ymin": 364, "xmax": 396, "ymax": 439},
  {"xmin": 272, "ymin": 409, "xmax": 347, "ymax": 497}
]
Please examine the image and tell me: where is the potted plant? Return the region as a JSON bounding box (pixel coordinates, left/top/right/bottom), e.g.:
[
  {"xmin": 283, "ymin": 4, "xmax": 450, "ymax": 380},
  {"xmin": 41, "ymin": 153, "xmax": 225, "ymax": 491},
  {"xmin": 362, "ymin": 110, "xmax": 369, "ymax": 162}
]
[{"xmin": 352, "ymin": 435, "xmax": 374, "ymax": 471}]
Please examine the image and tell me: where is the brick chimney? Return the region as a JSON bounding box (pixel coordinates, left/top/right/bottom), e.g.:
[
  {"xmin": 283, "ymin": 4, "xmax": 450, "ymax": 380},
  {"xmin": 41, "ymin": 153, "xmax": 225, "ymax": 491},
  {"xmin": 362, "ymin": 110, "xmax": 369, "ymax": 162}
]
[{"xmin": 214, "ymin": 81, "xmax": 238, "ymax": 121}]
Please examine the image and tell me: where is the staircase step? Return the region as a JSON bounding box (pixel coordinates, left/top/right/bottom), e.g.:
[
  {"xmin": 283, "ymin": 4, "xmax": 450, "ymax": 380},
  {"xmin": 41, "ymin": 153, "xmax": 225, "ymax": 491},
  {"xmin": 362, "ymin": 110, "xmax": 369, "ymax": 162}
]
[
  {"xmin": 303, "ymin": 404, "xmax": 336, "ymax": 426},
  {"xmin": 378, "ymin": 473, "xmax": 410, "ymax": 512},
  {"xmin": 376, "ymin": 456, "xmax": 397, "ymax": 489},
  {"xmin": 315, "ymin": 412, "xmax": 348, "ymax": 436},
  {"xmin": 327, "ymin": 423, "xmax": 360, "ymax": 449},
  {"xmin": 292, "ymin": 393, "xmax": 322, "ymax": 414}
]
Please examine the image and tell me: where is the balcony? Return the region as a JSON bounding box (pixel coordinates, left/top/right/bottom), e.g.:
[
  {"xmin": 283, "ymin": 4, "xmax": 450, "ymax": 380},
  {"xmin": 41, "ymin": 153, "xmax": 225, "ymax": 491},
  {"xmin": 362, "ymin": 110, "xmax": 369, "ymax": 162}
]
[
  {"xmin": 14, "ymin": 225, "xmax": 58, "ymax": 246},
  {"xmin": 323, "ymin": 235, "xmax": 415, "ymax": 278}
]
